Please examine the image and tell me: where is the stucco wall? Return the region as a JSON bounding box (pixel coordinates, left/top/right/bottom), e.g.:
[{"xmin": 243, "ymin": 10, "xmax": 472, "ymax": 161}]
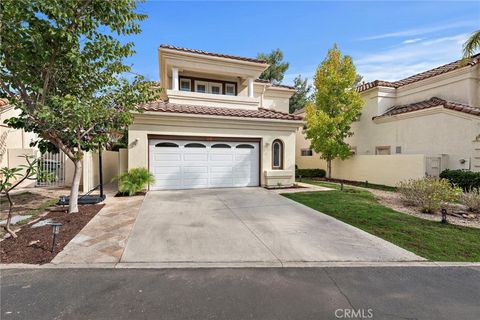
[
  {"xmin": 82, "ymin": 150, "xmax": 119, "ymax": 192},
  {"xmin": 4, "ymin": 148, "xmax": 37, "ymax": 188},
  {"xmin": 128, "ymin": 113, "xmax": 300, "ymax": 187},
  {"xmin": 330, "ymin": 154, "xmax": 426, "ymax": 186}
]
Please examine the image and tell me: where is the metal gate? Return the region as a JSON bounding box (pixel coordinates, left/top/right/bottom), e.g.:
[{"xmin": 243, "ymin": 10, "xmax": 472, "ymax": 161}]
[
  {"xmin": 36, "ymin": 151, "xmax": 66, "ymax": 187},
  {"xmin": 426, "ymin": 156, "xmax": 441, "ymax": 177}
]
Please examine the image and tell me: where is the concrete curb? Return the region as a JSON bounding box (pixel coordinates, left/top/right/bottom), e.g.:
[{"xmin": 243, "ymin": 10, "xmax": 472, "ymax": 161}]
[{"xmin": 2, "ymin": 261, "xmax": 480, "ymax": 269}]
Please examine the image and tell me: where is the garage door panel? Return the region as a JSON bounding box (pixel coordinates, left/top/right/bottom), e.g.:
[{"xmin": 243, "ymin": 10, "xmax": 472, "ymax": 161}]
[
  {"xmin": 183, "ymin": 153, "xmax": 208, "ymax": 161},
  {"xmin": 153, "ymin": 153, "xmax": 181, "ymax": 161},
  {"xmin": 183, "ymin": 166, "xmax": 208, "ymax": 174},
  {"xmin": 149, "ymin": 139, "xmax": 259, "ymax": 190},
  {"xmin": 210, "ymin": 154, "xmax": 234, "ymax": 161},
  {"xmin": 151, "ymin": 179, "xmax": 182, "ymax": 190},
  {"xmin": 183, "ymin": 178, "xmax": 209, "ymax": 188},
  {"xmin": 152, "ymin": 166, "xmax": 181, "ymax": 174},
  {"xmin": 210, "ymin": 178, "xmax": 234, "ymax": 186}
]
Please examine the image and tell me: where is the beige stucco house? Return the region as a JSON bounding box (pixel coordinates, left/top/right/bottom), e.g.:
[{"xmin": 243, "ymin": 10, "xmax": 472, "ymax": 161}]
[
  {"xmin": 296, "ymin": 54, "xmax": 480, "ymax": 186},
  {"xmin": 0, "ymin": 98, "xmax": 39, "ymax": 187},
  {"xmin": 127, "ymin": 45, "xmax": 301, "ymax": 190}
]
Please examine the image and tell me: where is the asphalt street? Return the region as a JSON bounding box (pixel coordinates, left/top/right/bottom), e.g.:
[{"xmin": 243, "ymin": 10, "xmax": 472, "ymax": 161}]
[{"xmin": 1, "ymin": 267, "xmax": 479, "ymax": 320}]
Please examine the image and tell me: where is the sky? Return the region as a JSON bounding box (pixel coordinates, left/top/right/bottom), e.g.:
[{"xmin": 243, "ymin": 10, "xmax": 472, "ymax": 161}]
[{"xmin": 122, "ymin": 0, "xmax": 480, "ymax": 85}]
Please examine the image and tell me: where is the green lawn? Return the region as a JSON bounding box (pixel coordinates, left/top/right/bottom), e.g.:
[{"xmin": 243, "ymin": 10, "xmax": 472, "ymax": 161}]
[{"xmin": 282, "ymin": 187, "xmax": 480, "ymax": 262}]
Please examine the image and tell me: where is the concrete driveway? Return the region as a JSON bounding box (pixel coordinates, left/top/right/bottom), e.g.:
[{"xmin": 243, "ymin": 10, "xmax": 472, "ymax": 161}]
[{"xmin": 121, "ymin": 188, "xmax": 422, "ymax": 266}]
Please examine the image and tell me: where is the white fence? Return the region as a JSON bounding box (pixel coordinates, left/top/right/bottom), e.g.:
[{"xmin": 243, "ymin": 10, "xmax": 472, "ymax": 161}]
[{"xmin": 36, "ymin": 151, "xmax": 66, "ymax": 187}]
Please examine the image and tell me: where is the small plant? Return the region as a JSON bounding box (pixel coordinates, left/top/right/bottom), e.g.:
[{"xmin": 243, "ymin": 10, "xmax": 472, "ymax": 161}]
[
  {"xmin": 0, "ymin": 156, "xmax": 38, "ymax": 238},
  {"xmin": 114, "ymin": 168, "xmax": 155, "ymax": 196},
  {"xmin": 397, "ymin": 177, "xmax": 462, "ymax": 213},
  {"xmin": 460, "ymin": 189, "xmax": 480, "ymax": 212}
]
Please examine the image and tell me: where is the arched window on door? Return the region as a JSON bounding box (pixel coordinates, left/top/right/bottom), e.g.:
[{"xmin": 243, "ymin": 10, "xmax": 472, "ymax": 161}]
[{"xmin": 272, "ymin": 139, "xmax": 283, "ymax": 169}]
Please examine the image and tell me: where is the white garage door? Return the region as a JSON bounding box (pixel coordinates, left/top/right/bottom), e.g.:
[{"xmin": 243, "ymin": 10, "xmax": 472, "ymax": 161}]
[{"xmin": 149, "ymin": 139, "xmax": 260, "ymax": 190}]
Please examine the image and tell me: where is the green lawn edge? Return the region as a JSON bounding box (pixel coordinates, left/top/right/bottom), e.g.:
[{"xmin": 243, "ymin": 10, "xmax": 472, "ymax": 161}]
[{"xmin": 282, "ymin": 185, "xmax": 480, "ymax": 262}]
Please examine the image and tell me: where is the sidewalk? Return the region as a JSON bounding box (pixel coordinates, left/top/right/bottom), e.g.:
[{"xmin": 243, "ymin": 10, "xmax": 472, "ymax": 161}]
[{"xmin": 51, "ymin": 185, "xmax": 145, "ymax": 264}]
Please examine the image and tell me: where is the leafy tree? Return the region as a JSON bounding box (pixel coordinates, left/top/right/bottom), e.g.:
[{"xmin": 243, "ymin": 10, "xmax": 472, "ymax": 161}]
[
  {"xmin": 0, "ymin": 0, "xmax": 160, "ymax": 213},
  {"xmin": 0, "ymin": 156, "xmax": 38, "ymax": 238},
  {"xmin": 304, "ymin": 44, "xmax": 364, "ymax": 178},
  {"xmin": 289, "ymin": 75, "xmax": 312, "ymax": 113},
  {"xmin": 354, "ymin": 74, "xmax": 364, "ymax": 88},
  {"xmin": 463, "ymin": 30, "xmax": 480, "ymax": 58},
  {"xmin": 257, "ymin": 49, "xmax": 289, "ymax": 84}
]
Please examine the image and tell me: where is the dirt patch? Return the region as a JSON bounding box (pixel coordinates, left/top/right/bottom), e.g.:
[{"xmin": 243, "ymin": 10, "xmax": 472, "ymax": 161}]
[
  {"xmin": 0, "ymin": 204, "xmax": 104, "ymax": 264},
  {"xmin": 370, "ymin": 189, "xmax": 480, "ymax": 229}
]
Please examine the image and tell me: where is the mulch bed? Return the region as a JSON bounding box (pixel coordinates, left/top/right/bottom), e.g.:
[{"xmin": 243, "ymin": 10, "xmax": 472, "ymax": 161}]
[
  {"xmin": 0, "ymin": 204, "xmax": 104, "ymax": 265},
  {"xmin": 114, "ymin": 191, "xmax": 147, "ymax": 197}
]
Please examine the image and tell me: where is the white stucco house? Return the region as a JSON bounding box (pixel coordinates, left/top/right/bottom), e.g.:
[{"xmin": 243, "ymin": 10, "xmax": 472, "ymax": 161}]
[
  {"xmin": 127, "ymin": 45, "xmax": 301, "ymax": 190},
  {"xmin": 295, "ymin": 54, "xmax": 480, "ymax": 186}
]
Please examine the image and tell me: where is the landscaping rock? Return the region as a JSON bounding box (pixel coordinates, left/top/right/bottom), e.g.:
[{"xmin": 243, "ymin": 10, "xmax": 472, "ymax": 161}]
[
  {"xmin": 0, "ymin": 215, "xmax": 32, "ymax": 226},
  {"xmin": 31, "ymin": 219, "xmax": 53, "ymax": 228}
]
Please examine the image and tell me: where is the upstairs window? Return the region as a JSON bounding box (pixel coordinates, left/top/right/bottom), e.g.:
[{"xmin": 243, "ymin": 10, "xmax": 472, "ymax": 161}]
[
  {"xmin": 195, "ymin": 81, "xmax": 208, "ymax": 93},
  {"xmin": 301, "ymin": 149, "xmax": 313, "ymax": 156},
  {"xmin": 180, "ymin": 79, "xmax": 191, "ymax": 91},
  {"xmin": 225, "ymin": 83, "xmax": 236, "ymax": 96},
  {"xmin": 375, "ymin": 146, "xmax": 391, "ymax": 155},
  {"xmin": 272, "ymin": 139, "xmax": 283, "ymax": 169},
  {"xmin": 210, "ymin": 82, "xmax": 222, "ymax": 95}
]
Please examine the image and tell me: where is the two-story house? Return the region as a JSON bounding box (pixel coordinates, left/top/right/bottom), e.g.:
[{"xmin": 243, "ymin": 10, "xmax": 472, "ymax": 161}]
[
  {"xmin": 295, "ymin": 54, "xmax": 480, "ymax": 186},
  {"xmin": 127, "ymin": 45, "xmax": 301, "ymax": 190}
]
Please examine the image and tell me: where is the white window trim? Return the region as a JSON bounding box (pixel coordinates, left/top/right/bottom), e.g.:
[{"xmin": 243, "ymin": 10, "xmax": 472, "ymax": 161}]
[
  {"xmin": 225, "ymin": 83, "xmax": 236, "ymax": 96},
  {"xmin": 272, "ymin": 140, "xmax": 283, "ymax": 169},
  {"xmin": 209, "ymin": 82, "xmax": 222, "ymax": 95},
  {"xmin": 301, "ymin": 149, "xmax": 313, "ymax": 156},
  {"xmin": 180, "ymin": 78, "xmax": 191, "ymax": 92},
  {"xmin": 195, "ymin": 80, "xmax": 208, "ymax": 93}
]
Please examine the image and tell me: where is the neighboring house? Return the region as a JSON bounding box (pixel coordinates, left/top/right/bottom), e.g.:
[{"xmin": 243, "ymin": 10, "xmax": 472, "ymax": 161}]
[
  {"xmin": 0, "ymin": 98, "xmax": 38, "ymax": 172},
  {"xmin": 128, "ymin": 45, "xmax": 301, "ymax": 190},
  {"xmin": 295, "ymin": 54, "xmax": 480, "ymax": 186}
]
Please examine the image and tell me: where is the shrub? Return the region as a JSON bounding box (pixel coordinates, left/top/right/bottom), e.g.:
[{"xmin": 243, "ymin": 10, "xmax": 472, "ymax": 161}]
[
  {"xmin": 397, "ymin": 177, "xmax": 462, "ymax": 213},
  {"xmin": 115, "ymin": 168, "xmax": 155, "ymax": 196},
  {"xmin": 460, "ymin": 189, "xmax": 480, "ymax": 212},
  {"xmin": 439, "ymin": 169, "xmax": 480, "ymax": 192},
  {"xmin": 295, "ymin": 168, "xmax": 326, "ymax": 178}
]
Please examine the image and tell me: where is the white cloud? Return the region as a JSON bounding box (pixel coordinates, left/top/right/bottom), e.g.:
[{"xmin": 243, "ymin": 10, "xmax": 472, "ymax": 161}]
[
  {"xmin": 355, "ymin": 33, "xmax": 469, "ymax": 82},
  {"xmin": 358, "ymin": 20, "xmax": 476, "ymax": 41},
  {"xmin": 402, "ymin": 38, "xmax": 423, "ymax": 44}
]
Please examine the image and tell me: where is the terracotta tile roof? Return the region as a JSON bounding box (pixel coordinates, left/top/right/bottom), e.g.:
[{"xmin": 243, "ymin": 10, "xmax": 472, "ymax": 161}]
[
  {"xmin": 0, "ymin": 98, "xmax": 10, "ymax": 112},
  {"xmin": 374, "ymin": 97, "xmax": 480, "ymax": 119},
  {"xmin": 357, "ymin": 53, "xmax": 480, "ymax": 92},
  {"xmin": 139, "ymin": 101, "xmax": 302, "ymax": 121},
  {"xmin": 254, "ymin": 79, "xmax": 295, "ymax": 90},
  {"xmin": 159, "ymin": 44, "xmax": 267, "ymax": 64},
  {"xmin": 0, "ymin": 98, "xmax": 9, "ymax": 107}
]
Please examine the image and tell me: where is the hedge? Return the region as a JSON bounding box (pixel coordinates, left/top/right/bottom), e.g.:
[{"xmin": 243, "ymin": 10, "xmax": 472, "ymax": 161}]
[
  {"xmin": 439, "ymin": 169, "xmax": 480, "ymax": 191},
  {"xmin": 295, "ymin": 168, "xmax": 326, "ymax": 178}
]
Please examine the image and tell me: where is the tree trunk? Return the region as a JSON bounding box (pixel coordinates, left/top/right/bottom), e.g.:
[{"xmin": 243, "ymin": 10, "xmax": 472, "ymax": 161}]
[
  {"xmin": 327, "ymin": 159, "xmax": 332, "ymax": 179},
  {"xmin": 4, "ymin": 192, "xmax": 17, "ymax": 238},
  {"xmin": 68, "ymin": 160, "xmax": 82, "ymax": 214}
]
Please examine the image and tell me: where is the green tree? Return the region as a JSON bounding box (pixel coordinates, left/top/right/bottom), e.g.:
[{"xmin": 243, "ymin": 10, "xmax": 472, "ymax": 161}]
[
  {"xmin": 257, "ymin": 49, "xmax": 289, "ymax": 84},
  {"xmin": 0, "ymin": 156, "xmax": 38, "ymax": 238},
  {"xmin": 0, "ymin": 0, "xmax": 160, "ymax": 213},
  {"xmin": 463, "ymin": 30, "xmax": 480, "ymax": 58},
  {"xmin": 289, "ymin": 75, "xmax": 312, "ymax": 113},
  {"xmin": 304, "ymin": 44, "xmax": 363, "ymax": 178}
]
